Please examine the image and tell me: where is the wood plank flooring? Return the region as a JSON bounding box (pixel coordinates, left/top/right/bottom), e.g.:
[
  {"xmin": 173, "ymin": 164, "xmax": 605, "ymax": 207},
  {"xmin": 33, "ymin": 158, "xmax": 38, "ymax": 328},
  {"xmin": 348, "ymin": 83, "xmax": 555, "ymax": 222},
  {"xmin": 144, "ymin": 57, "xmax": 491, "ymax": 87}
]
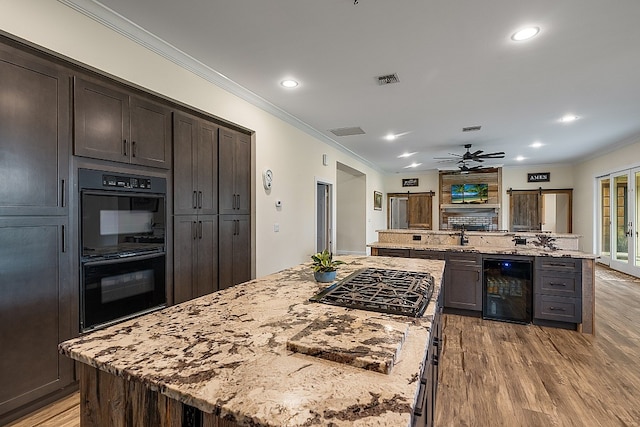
[{"xmin": 8, "ymin": 265, "xmax": 640, "ymax": 427}]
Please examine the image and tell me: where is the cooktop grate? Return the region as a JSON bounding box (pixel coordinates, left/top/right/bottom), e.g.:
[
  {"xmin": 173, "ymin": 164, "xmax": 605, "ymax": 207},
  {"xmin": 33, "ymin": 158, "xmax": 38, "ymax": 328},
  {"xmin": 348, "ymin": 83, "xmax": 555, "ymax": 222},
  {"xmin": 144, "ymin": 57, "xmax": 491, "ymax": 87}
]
[{"xmin": 310, "ymin": 268, "xmax": 434, "ymax": 317}]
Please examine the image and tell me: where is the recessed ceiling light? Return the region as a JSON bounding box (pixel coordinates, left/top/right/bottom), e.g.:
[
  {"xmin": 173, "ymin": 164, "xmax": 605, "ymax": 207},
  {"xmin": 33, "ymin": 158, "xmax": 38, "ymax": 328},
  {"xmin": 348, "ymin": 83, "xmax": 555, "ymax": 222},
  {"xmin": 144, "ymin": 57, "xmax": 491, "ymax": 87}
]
[
  {"xmin": 511, "ymin": 26, "xmax": 540, "ymax": 41},
  {"xmin": 530, "ymin": 142, "xmax": 543, "ymax": 148},
  {"xmin": 398, "ymin": 152, "xmax": 416, "ymax": 158},
  {"xmin": 385, "ymin": 134, "xmax": 397, "ymax": 141},
  {"xmin": 515, "ymin": 156, "xmax": 525, "ymax": 161},
  {"xmin": 281, "ymin": 79, "xmax": 298, "ymax": 88},
  {"xmin": 404, "ymin": 162, "xmax": 422, "ymax": 168},
  {"xmin": 559, "ymin": 114, "xmax": 579, "ymax": 123}
]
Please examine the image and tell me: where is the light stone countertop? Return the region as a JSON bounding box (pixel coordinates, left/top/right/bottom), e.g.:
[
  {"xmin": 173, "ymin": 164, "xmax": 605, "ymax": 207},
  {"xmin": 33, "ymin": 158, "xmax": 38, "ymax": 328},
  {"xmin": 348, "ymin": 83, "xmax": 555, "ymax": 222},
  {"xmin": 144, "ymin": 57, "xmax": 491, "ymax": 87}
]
[
  {"xmin": 368, "ymin": 241, "xmax": 598, "ymax": 259},
  {"xmin": 59, "ymin": 255, "xmax": 445, "ymax": 427}
]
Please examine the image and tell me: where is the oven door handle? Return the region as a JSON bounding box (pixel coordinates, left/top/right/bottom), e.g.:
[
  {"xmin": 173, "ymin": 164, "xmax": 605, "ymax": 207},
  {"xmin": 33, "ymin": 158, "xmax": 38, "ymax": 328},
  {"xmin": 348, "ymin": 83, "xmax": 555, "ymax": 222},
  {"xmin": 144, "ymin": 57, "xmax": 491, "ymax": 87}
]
[{"xmin": 82, "ymin": 252, "xmax": 165, "ymax": 266}]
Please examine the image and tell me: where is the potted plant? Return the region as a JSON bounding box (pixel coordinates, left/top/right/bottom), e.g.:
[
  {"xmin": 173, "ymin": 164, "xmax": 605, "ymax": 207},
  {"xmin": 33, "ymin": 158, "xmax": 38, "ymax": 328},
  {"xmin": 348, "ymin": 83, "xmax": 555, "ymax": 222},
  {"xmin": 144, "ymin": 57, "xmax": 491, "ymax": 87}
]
[{"xmin": 311, "ymin": 249, "xmax": 345, "ymax": 282}]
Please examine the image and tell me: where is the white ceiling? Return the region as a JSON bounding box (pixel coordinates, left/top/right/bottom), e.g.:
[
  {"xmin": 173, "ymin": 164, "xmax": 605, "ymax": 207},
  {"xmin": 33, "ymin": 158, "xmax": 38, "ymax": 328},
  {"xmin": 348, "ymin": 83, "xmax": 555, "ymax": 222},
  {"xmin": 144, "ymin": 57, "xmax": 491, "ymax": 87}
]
[{"xmin": 70, "ymin": 0, "xmax": 640, "ymax": 173}]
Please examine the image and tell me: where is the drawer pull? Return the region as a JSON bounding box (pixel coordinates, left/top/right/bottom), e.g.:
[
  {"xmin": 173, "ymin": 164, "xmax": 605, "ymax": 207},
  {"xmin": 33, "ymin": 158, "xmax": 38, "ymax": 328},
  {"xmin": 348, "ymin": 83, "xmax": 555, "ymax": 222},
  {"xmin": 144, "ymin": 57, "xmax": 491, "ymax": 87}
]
[
  {"xmin": 548, "ymin": 282, "xmax": 566, "ymax": 286},
  {"xmin": 548, "ymin": 306, "xmax": 566, "ymax": 311}
]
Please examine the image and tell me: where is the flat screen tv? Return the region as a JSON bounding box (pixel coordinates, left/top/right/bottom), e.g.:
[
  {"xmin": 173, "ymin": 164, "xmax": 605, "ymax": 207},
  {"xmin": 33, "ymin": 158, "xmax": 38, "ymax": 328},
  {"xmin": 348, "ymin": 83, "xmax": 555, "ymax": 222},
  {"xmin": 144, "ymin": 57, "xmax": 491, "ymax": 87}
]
[{"xmin": 451, "ymin": 183, "xmax": 488, "ymax": 204}]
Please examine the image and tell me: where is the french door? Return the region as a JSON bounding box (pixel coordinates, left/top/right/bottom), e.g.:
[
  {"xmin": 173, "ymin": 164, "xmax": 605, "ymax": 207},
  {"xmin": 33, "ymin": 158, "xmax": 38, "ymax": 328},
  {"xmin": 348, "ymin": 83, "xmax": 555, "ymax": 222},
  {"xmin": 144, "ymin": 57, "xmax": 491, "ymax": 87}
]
[{"xmin": 600, "ymin": 168, "xmax": 640, "ymax": 277}]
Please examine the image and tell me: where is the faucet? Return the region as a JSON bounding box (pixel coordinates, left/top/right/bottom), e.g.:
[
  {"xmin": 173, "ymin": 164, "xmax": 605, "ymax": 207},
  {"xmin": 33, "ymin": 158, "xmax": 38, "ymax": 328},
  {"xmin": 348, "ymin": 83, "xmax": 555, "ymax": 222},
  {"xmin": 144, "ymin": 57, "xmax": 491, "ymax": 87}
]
[{"xmin": 459, "ymin": 226, "xmax": 469, "ymax": 246}]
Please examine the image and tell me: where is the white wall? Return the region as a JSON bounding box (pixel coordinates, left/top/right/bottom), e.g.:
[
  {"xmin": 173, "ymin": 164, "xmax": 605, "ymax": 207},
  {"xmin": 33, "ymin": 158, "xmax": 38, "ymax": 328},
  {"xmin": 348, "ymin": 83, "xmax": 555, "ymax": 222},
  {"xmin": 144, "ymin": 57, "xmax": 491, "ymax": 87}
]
[
  {"xmin": 501, "ymin": 164, "xmax": 575, "ymax": 229},
  {"xmin": 573, "ymin": 136, "xmax": 640, "ymax": 253},
  {"xmin": 0, "ymin": 0, "xmax": 387, "ymax": 276},
  {"xmin": 383, "ymin": 171, "xmax": 440, "ymax": 228},
  {"xmin": 336, "ymin": 166, "xmax": 366, "ymax": 255}
]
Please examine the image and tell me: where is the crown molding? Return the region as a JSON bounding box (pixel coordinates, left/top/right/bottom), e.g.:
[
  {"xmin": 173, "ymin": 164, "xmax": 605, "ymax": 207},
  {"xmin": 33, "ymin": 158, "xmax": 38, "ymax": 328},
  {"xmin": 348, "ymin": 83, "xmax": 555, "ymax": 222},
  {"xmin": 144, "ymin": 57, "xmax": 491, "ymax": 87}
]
[{"xmin": 57, "ymin": 0, "xmax": 382, "ymax": 173}]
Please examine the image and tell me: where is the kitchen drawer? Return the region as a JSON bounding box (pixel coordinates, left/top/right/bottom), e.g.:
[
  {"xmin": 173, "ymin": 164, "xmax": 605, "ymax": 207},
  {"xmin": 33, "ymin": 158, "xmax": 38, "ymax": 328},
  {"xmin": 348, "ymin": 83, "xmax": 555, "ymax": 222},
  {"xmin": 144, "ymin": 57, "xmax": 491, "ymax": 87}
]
[
  {"xmin": 535, "ymin": 271, "xmax": 581, "ymax": 297},
  {"xmin": 534, "ymin": 294, "xmax": 582, "ymax": 323},
  {"xmin": 376, "ymin": 248, "xmax": 410, "ymax": 258},
  {"xmin": 535, "ymin": 257, "xmax": 581, "ymax": 272},
  {"xmin": 410, "ymin": 249, "xmax": 445, "ymax": 260},
  {"xmin": 446, "ymin": 253, "xmax": 481, "ymax": 266}
]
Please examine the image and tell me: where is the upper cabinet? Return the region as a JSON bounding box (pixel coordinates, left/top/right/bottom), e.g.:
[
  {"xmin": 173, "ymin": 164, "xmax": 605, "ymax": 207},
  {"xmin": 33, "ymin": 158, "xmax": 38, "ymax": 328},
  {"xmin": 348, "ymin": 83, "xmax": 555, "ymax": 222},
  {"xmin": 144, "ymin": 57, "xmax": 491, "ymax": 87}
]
[
  {"xmin": 73, "ymin": 76, "xmax": 172, "ymax": 169},
  {"xmin": 173, "ymin": 112, "xmax": 219, "ymax": 215},
  {"xmin": 0, "ymin": 44, "xmax": 70, "ymax": 216},
  {"xmin": 219, "ymin": 127, "xmax": 250, "ymax": 214}
]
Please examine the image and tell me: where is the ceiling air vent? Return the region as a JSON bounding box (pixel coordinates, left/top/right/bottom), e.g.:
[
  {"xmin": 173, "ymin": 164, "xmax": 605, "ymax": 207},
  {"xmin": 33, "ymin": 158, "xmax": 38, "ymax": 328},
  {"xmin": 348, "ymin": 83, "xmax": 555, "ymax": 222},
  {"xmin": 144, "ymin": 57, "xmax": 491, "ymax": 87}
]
[
  {"xmin": 329, "ymin": 126, "xmax": 366, "ymax": 137},
  {"xmin": 462, "ymin": 125, "xmax": 482, "ymax": 132},
  {"xmin": 376, "ymin": 73, "xmax": 400, "ymax": 85}
]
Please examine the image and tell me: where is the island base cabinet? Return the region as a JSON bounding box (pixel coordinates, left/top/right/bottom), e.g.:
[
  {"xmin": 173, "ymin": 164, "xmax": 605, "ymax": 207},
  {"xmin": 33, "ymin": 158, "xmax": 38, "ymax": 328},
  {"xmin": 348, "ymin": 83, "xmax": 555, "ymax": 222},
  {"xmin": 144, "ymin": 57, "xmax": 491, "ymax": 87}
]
[
  {"xmin": 443, "ymin": 254, "xmax": 482, "ymax": 311},
  {"xmin": 78, "ymin": 364, "xmax": 241, "ymax": 427}
]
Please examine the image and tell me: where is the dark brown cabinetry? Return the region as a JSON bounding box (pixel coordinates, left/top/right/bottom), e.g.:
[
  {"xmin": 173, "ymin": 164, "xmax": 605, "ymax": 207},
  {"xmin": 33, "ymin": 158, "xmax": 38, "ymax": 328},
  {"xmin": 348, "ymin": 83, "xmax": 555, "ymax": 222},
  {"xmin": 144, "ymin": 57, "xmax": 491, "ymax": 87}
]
[
  {"xmin": 376, "ymin": 248, "xmax": 411, "ymax": 258},
  {"xmin": 74, "ymin": 77, "xmax": 172, "ymax": 169},
  {"xmin": 173, "ymin": 112, "xmax": 220, "ymax": 303},
  {"xmin": 443, "ymin": 253, "xmax": 483, "ymax": 311},
  {"xmin": 0, "ymin": 42, "xmax": 73, "ymax": 424},
  {"xmin": 173, "ymin": 215, "xmax": 218, "ymax": 304},
  {"xmin": 0, "ymin": 45, "xmax": 69, "ymax": 216},
  {"xmin": 173, "ymin": 112, "xmax": 218, "ymax": 215},
  {"xmin": 534, "ymin": 258, "xmax": 582, "ymax": 325},
  {"xmin": 219, "ymin": 215, "xmax": 251, "ymax": 290},
  {"xmin": 219, "ymin": 127, "xmax": 250, "ymax": 214},
  {"xmin": 410, "ymin": 249, "xmax": 446, "ymax": 260}
]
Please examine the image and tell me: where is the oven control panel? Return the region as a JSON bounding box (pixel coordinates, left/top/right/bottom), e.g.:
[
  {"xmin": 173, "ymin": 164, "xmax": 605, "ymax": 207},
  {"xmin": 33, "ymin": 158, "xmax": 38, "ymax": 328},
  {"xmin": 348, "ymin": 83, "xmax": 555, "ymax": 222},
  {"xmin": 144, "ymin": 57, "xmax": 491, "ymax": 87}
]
[{"xmin": 102, "ymin": 174, "xmax": 152, "ymax": 190}]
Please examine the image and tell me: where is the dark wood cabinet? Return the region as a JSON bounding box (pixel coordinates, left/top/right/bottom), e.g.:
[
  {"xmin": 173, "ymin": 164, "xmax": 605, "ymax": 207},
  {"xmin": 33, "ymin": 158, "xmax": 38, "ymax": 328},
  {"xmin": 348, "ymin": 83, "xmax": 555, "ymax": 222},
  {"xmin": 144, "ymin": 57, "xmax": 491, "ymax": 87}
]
[
  {"xmin": 0, "ymin": 42, "xmax": 74, "ymax": 424},
  {"xmin": 376, "ymin": 248, "xmax": 411, "ymax": 257},
  {"xmin": 0, "ymin": 44, "xmax": 69, "ymax": 216},
  {"xmin": 219, "ymin": 127, "xmax": 250, "ymax": 215},
  {"xmin": 219, "ymin": 215, "xmax": 251, "ymax": 290},
  {"xmin": 0, "ymin": 217, "xmax": 73, "ymax": 421},
  {"xmin": 173, "ymin": 215, "xmax": 218, "ymax": 304},
  {"xmin": 410, "ymin": 249, "xmax": 445, "ymax": 260},
  {"xmin": 443, "ymin": 253, "xmax": 482, "ymax": 311},
  {"xmin": 74, "ymin": 77, "xmax": 172, "ymax": 169},
  {"xmin": 534, "ymin": 258, "xmax": 582, "ymax": 325},
  {"xmin": 173, "ymin": 112, "xmax": 218, "ymax": 215}
]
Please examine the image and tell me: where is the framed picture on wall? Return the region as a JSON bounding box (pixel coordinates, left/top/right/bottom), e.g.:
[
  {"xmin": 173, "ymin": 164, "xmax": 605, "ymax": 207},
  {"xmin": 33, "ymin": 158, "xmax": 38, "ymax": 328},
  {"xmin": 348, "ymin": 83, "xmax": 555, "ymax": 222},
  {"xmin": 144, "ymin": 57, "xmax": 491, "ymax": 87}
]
[{"xmin": 374, "ymin": 191, "xmax": 383, "ymax": 210}]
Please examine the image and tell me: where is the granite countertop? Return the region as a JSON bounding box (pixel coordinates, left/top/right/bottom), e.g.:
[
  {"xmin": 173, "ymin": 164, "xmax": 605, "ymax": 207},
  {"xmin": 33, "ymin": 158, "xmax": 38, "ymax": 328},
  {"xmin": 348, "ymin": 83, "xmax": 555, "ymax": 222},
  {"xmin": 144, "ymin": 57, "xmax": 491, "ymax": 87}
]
[
  {"xmin": 375, "ymin": 229, "xmax": 582, "ymax": 238},
  {"xmin": 368, "ymin": 242, "xmax": 598, "ymax": 259},
  {"xmin": 59, "ymin": 255, "xmax": 445, "ymax": 427}
]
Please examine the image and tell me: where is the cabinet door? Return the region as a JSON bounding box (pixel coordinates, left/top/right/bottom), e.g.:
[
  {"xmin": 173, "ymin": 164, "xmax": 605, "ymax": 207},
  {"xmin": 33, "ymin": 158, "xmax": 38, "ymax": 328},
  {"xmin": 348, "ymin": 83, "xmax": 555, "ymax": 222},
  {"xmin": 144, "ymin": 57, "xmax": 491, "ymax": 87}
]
[
  {"xmin": 197, "ymin": 122, "xmax": 218, "ymax": 215},
  {"xmin": 218, "ymin": 129, "xmax": 236, "ymax": 214},
  {"xmin": 234, "ymin": 133, "xmax": 251, "ymax": 214},
  {"xmin": 130, "ymin": 96, "xmax": 172, "ymax": 169},
  {"xmin": 0, "ymin": 46, "xmax": 69, "ymax": 216},
  {"xmin": 0, "ymin": 217, "xmax": 73, "ymax": 416},
  {"xmin": 195, "ymin": 215, "xmax": 218, "ymax": 297},
  {"xmin": 219, "ymin": 128, "xmax": 250, "ymax": 215},
  {"xmin": 444, "ymin": 255, "xmax": 482, "ymax": 311},
  {"xmin": 173, "ymin": 215, "xmax": 197, "ymax": 304},
  {"xmin": 219, "ymin": 215, "xmax": 251, "ymax": 290},
  {"xmin": 74, "ymin": 77, "xmax": 130, "ymax": 163},
  {"xmin": 173, "ymin": 113, "xmax": 198, "ymax": 215}
]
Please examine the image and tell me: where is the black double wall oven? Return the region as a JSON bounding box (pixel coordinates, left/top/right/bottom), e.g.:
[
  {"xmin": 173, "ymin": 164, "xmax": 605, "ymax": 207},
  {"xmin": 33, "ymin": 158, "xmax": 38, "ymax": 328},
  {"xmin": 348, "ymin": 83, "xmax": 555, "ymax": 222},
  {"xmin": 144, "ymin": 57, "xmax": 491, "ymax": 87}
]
[{"xmin": 79, "ymin": 169, "xmax": 167, "ymax": 332}]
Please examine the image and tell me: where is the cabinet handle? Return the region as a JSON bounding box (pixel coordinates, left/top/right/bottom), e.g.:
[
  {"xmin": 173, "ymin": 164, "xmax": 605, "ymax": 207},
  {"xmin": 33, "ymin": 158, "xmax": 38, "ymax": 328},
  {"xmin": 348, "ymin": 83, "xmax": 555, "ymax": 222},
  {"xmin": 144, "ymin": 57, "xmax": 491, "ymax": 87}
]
[
  {"xmin": 61, "ymin": 179, "xmax": 65, "ymax": 208},
  {"xmin": 198, "ymin": 191, "xmax": 203, "ymax": 209},
  {"xmin": 548, "ymin": 282, "xmax": 566, "ymax": 287},
  {"xmin": 61, "ymin": 224, "xmax": 66, "ymax": 253},
  {"xmin": 198, "ymin": 221, "xmax": 203, "ymax": 239},
  {"xmin": 192, "ymin": 221, "xmax": 197, "ymax": 240},
  {"xmin": 235, "ymin": 219, "xmax": 239, "ymax": 236},
  {"xmin": 123, "ymin": 139, "xmax": 128, "ymax": 156},
  {"xmin": 193, "ymin": 191, "xmax": 197, "ymax": 209},
  {"xmin": 132, "ymin": 141, "xmax": 137, "ymax": 157},
  {"xmin": 548, "ymin": 306, "xmax": 566, "ymax": 311}
]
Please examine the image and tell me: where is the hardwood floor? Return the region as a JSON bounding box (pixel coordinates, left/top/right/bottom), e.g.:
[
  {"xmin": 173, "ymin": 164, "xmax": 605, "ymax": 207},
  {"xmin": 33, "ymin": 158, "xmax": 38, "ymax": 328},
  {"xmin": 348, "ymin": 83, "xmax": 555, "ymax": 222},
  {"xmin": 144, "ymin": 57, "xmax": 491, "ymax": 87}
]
[{"xmin": 8, "ymin": 265, "xmax": 640, "ymax": 427}]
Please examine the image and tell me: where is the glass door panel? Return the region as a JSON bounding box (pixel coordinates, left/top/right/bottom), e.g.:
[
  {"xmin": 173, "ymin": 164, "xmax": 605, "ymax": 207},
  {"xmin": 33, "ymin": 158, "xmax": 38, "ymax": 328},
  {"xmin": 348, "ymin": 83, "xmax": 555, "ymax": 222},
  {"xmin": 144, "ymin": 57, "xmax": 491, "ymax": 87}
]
[
  {"xmin": 600, "ymin": 178, "xmax": 611, "ymax": 259},
  {"xmin": 635, "ymin": 169, "xmax": 640, "ymax": 269},
  {"xmin": 613, "ymin": 174, "xmax": 628, "ymax": 262}
]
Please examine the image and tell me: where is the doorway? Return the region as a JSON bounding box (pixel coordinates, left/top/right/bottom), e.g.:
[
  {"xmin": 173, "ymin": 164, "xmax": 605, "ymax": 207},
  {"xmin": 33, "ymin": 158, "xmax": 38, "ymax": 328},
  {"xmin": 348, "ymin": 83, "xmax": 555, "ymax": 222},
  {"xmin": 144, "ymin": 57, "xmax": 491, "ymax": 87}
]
[
  {"xmin": 316, "ymin": 180, "xmax": 332, "ymax": 253},
  {"xmin": 508, "ymin": 188, "xmax": 572, "ymax": 233},
  {"xmin": 600, "ymin": 168, "xmax": 640, "ymax": 276}
]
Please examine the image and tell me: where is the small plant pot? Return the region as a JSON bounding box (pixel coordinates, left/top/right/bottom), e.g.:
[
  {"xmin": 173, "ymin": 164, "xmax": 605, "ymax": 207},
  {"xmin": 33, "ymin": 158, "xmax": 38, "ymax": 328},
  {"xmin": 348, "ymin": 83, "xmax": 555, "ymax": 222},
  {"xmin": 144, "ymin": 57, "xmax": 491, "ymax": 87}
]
[{"xmin": 314, "ymin": 270, "xmax": 337, "ymax": 283}]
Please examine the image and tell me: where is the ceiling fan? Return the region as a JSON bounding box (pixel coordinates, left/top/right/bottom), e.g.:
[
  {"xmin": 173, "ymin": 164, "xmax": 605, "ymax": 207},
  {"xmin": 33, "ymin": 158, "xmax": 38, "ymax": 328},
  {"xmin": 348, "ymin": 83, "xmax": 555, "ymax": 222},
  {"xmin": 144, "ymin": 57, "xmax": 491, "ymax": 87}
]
[{"xmin": 435, "ymin": 143, "xmax": 506, "ymax": 164}]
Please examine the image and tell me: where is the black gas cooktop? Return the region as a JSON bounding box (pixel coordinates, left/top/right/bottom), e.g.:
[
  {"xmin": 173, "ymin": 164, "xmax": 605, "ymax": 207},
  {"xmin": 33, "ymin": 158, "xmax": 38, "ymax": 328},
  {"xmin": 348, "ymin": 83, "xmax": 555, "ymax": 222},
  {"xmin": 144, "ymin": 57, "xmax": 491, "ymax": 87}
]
[{"xmin": 310, "ymin": 268, "xmax": 434, "ymax": 317}]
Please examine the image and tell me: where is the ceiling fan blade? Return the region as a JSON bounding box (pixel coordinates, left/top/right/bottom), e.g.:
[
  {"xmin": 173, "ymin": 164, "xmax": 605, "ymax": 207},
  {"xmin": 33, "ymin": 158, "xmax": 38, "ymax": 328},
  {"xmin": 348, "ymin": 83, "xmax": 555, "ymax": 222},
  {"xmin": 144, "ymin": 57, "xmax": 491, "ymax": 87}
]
[
  {"xmin": 477, "ymin": 153, "xmax": 505, "ymax": 159},
  {"xmin": 470, "ymin": 150, "xmax": 483, "ymax": 157}
]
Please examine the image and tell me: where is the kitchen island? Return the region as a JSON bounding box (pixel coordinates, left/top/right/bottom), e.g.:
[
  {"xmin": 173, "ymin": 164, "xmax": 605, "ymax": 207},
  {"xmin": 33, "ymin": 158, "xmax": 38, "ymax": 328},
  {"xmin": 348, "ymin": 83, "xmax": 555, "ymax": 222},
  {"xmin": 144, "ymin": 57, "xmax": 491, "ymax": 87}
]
[
  {"xmin": 59, "ymin": 255, "xmax": 445, "ymax": 427},
  {"xmin": 369, "ymin": 229, "xmax": 597, "ymax": 334}
]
